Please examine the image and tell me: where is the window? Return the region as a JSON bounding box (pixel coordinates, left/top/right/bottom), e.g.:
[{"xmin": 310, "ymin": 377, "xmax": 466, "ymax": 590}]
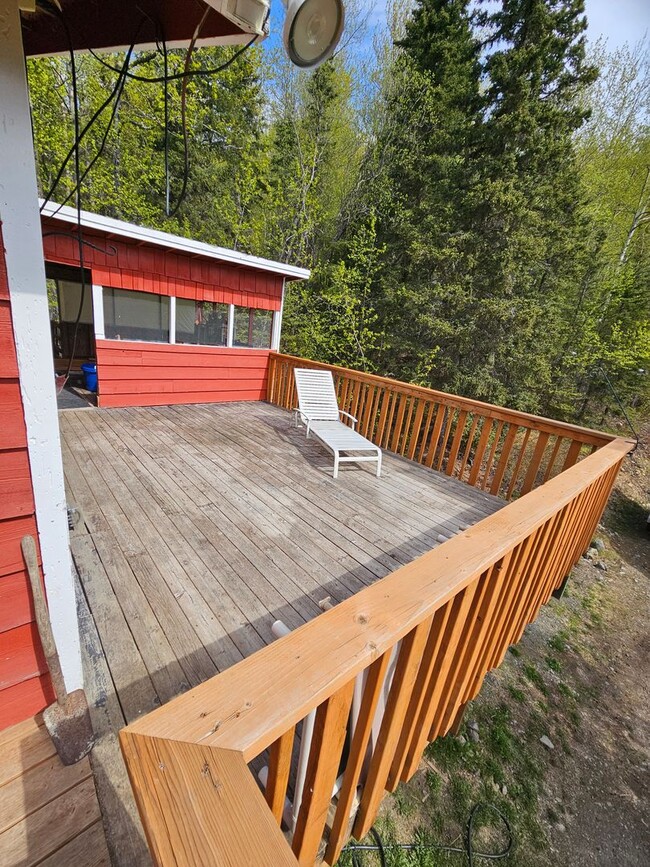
[
  {"xmin": 45, "ymin": 264, "xmax": 93, "ymax": 324},
  {"xmin": 233, "ymin": 306, "xmax": 273, "ymax": 349},
  {"xmin": 103, "ymin": 288, "xmax": 169, "ymax": 342},
  {"xmin": 176, "ymin": 298, "xmax": 228, "ymax": 346}
]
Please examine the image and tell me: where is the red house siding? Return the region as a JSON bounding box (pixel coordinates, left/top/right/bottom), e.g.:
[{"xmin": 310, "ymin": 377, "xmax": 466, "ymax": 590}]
[
  {"xmin": 41, "ymin": 218, "xmax": 285, "ymax": 310},
  {"xmin": 43, "ymin": 216, "xmax": 285, "ymax": 408},
  {"xmin": 0, "ymin": 225, "xmax": 54, "ymax": 730},
  {"xmin": 96, "ymin": 342, "xmax": 270, "ymax": 408}
]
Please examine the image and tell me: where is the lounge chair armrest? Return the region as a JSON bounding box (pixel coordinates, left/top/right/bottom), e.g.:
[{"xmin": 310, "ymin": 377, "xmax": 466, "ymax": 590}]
[{"xmin": 339, "ymin": 410, "xmax": 358, "ymax": 428}]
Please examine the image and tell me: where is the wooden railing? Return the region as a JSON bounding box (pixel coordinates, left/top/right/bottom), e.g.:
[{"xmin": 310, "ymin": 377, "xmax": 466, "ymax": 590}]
[
  {"xmin": 120, "ymin": 423, "xmax": 631, "ymax": 866},
  {"xmin": 267, "ymin": 353, "xmax": 615, "ymax": 500}
]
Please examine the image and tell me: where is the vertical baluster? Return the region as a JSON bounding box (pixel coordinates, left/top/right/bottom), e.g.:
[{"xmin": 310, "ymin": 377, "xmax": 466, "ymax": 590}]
[
  {"xmin": 401, "ymin": 584, "xmax": 477, "ymax": 781},
  {"xmin": 561, "ymin": 438, "xmax": 584, "ymax": 471},
  {"xmin": 390, "ymin": 394, "xmax": 407, "ymax": 452},
  {"xmin": 265, "ymin": 726, "xmax": 295, "ymax": 823},
  {"xmin": 435, "ymin": 407, "xmax": 456, "ymax": 472},
  {"xmin": 379, "ymin": 390, "xmax": 396, "ymax": 448},
  {"xmin": 416, "ymin": 401, "xmax": 434, "ymax": 463},
  {"xmin": 437, "ymin": 553, "xmax": 515, "ymax": 736},
  {"xmin": 467, "ymin": 418, "xmax": 492, "ymax": 487},
  {"xmin": 445, "ymin": 410, "xmax": 468, "ymax": 477},
  {"xmin": 542, "ymin": 435, "xmax": 564, "ymax": 483},
  {"xmin": 488, "ymin": 423, "xmax": 516, "ymax": 495},
  {"xmin": 324, "ymin": 653, "xmax": 393, "ymax": 866},
  {"xmin": 424, "ymin": 403, "xmax": 445, "ymax": 468},
  {"xmin": 386, "ymin": 605, "xmax": 450, "ymax": 789},
  {"xmin": 505, "ymin": 427, "xmax": 531, "ymax": 499},
  {"xmin": 292, "ymin": 682, "xmax": 355, "ymax": 867},
  {"xmin": 482, "ymin": 419, "xmax": 505, "ymax": 483},
  {"xmin": 400, "ymin": 396, "xmax": 417, "ymax": 457},
  {"xmin": 520, "ymin": 431, "xmax": 550, "ymax": 495},
  {"xmin": 353, "ymin": 618, "xmax": 433, "ymax": 841},
  {"xmin": 458, "ymin": 414, "xmax": 479, "ymax": 481},
  {"xmin": 407, "ymin": 399, "xmax": 426, "ymax": 461}
]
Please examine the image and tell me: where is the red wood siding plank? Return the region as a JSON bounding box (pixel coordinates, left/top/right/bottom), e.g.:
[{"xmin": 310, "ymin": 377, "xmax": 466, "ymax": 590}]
[
  {"xmin": 0, "ymin": 622, "xmax": 48, "ymax": 690},
  {"xmin": 0, "ymin": 569, "xmax": 35, "ymax": 633},
  {"xmin": 0, "ymin": 675, "xmax": 55, "ymax": 731},
  {"xmin": 0, "ymin": 382, "xmax": 28, "ymax": 449},
  {"xmin": 0, "ymin": 302, "xmax": 20, "ymax": 379},
  {"xmin": 0, "ymin": 516, "xmax": 39, "ymax": 577},
  {"xmin": 0, "ymin": 450, "xmax": 36, "ymax": 520}
]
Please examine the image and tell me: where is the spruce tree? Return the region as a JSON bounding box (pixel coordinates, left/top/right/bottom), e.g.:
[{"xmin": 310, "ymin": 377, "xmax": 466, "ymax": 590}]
[
  {"xmin": 470, "ymin": 0, "xmax": 598, "ymax": 411},
  {"xmin": 344, "ymin": 0, "xmax": 483, "ymax": 387}
]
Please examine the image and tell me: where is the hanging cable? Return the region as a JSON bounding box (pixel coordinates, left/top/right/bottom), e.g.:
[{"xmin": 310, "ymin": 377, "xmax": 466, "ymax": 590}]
[
  {"xmin": 87, "ymin": 33, "xmax": 261, "ymax": 83},
  {"xmin": 590, "ymin": 363, "xmax": 640, "ymax": 451},
  {"xmin": 166, "ymin": 7, "xmax": 210, "ymax": 217},
  {"xmin": 343, "ymin": 803, "xmax": 513, "ymax": 867},
  {"xmin": 46, "ymin": 46, "xmax": 135, "ymax": 218}
]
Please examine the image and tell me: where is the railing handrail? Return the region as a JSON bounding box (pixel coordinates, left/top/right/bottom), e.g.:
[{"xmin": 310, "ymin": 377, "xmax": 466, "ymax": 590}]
[
  {"xmin": 270, "ymin": 352, "xmax": 616, "ymax": 448},
  {"xmin": 122, "ymin": 437, "xmax": 631, "ymax": 761}
]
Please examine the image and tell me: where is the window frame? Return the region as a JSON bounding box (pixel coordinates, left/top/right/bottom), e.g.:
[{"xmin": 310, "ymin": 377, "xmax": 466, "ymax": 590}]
[{"xmin": 97, "ymin": 286, "xmax": 280, "ymax": 351}]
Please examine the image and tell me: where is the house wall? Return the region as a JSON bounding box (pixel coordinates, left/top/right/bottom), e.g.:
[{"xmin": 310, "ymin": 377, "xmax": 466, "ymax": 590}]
[
  {"xmin": 41, "ymin": 221, "xmax": 284, "ymax": 310},
  {"xmin": 96, "ymin": 342, "xmax": 270, "ymax": 407},
  {"xmin": 42, "ymin": 218, "xmax": 283, "ymax": 407},
  {"xmin": 0, "ymin": 226, "xmax": 54, "ymax": 730}
]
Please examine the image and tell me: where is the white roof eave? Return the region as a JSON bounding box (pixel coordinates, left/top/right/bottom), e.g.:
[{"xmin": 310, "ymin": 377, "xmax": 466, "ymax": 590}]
[{"xmin": 40, "ymin": 200, "xmax": 310, "ymax": 281}]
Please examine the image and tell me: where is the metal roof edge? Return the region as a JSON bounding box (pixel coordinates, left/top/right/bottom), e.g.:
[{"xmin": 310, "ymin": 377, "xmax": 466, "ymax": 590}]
[{"xmin": 40, "ymin": 201, "xmax": 311, "ymax": 281}]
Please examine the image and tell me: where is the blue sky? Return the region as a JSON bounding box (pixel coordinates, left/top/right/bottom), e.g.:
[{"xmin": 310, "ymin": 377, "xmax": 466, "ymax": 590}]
[
  {"xmin": 265, "ymin": 0, "xmax": 650, "ymax": 57},
  {"xmin": 584, "ymin": 0, "xmax": 649, "ymax": 48}
]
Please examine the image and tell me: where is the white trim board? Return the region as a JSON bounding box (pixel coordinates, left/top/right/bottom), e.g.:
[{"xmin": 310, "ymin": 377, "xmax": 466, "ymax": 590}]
[
  {"xmin": 0, "ymin": 4, "xmax": 83, "ymax": 693},
  {"xmin": 40, "ymin": 201, "xmax": 311, "ymax": 282}
]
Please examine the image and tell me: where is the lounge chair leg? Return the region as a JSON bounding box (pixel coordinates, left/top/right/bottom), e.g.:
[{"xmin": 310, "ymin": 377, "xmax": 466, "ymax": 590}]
[
  {"xmin": 376, "ymin": 452, "xmax": 382, "ymax": 478},
  {"xmin": 333, "ymin": 454, "xmax": 339, "ymax": 479}
]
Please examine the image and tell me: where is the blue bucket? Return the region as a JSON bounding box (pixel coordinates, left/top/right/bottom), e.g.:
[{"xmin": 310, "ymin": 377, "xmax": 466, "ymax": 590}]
[{"xmin": 81, "ymin": 362, "xmax": 98, "ymax": 393}]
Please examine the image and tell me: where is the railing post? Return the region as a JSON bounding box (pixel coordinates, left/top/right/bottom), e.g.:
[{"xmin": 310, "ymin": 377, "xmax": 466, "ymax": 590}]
[{"xmin": 120, "ymin": 732, "xmax": 299, "ymax": 867}]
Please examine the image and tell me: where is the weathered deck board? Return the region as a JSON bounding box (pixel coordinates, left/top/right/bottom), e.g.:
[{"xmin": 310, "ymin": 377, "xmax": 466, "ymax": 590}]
[
  {"xmin": 59, "ymin": 401, "xmax": 504, "ymax": 865},
  {"xmin": 0, "ymin": 714, "xmax": 110, "ymax": 867}
]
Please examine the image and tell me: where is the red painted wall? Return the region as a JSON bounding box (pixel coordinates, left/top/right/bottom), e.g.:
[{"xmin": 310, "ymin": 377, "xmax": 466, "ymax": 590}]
[
  {"xmin": 96, "ymin": 341, "xmax": 270, "ymax": 408},
  {"xmin": 41, "ymin": 217, "xmax": 285, "ymax": 310},
  {"xmin": 43, "ymin": 216, "xmax": 285, "ymax": 408},
  {"xmin": 0, "ymin": 224, "xmax": 54, "ymax": 730}
]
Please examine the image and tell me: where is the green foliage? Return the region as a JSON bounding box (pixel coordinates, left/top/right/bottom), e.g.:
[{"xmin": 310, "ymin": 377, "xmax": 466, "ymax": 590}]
[{"xmin": 25, "ymin": 6, "xmax": 649, "ymax": 425}]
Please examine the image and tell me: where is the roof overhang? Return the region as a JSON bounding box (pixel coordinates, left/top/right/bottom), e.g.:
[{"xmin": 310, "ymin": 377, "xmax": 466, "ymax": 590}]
[
  {"xmin": 21, "ymin": 0, "xmax": 269, "ymax": 58},
  {"xmin": 41, "ymin": 201, "xmax": 311, "ymax": 281}
]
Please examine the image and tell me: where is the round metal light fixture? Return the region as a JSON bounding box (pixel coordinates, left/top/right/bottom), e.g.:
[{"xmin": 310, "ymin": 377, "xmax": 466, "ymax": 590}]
[{"xmin": 282, "ymin": 0, "xmax": 345, "ymax": 69}]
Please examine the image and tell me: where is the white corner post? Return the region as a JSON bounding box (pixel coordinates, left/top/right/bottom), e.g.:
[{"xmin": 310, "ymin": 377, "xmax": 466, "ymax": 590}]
[
  {"xmin": 227, "ymin": 302, "xmax": 235, "ymax": 347},
  {"xmin": 0, "ymin": 3, "xmax": 83, "ymax": 692},
  {"xmin": 91, "ymin": 284, "xmax": 105, "ymax": 339},
  {"xmin": 271, "ymin": 278, "xmax": 285, "ymax": 351},
  {"xmin": 168, "ymin": 295, "xmax": 176, "ymax": 344}
]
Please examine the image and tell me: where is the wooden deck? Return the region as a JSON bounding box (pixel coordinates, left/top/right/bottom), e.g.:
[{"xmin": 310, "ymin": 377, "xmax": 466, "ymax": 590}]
[
  {"xmin": 60, "ymin": 401, "xmax": 504, "ymax": 865},
  {"xmin": 0, "ymin": 714, "xmax": 110, "ymax": 866}
]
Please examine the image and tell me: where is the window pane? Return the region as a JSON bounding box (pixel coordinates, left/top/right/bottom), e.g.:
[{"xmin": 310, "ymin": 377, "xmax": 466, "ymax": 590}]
[
  {"xmin": 233, "ymin": 306, "xmax": 273, "ymax": 349},
  {"xmin": 58, "ymin": 279, "xmax": 93, "ymax": 324},
  {"xmin": 176, "ymin": 298, "xmax": 228, "ymax": 346},
  {"xmin": 103, "ymin": 288, "xmax": 169, "ymax": 342}
]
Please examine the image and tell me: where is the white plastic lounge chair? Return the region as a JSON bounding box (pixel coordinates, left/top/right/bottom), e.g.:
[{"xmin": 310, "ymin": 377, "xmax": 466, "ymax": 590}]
[{"xmin": 294, "ymin": 368, "xmax": 382, "ymax": 479}]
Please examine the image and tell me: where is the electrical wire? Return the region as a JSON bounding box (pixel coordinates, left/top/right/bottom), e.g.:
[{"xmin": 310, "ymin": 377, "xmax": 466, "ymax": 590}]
[
  {"xmin": 166, "ymin": 7, "xmax": 211, "ymax": 217},
  {"xmin": 87, "ymin": 34, "xmax": 261, "ymax": 83},
  {"xmin": 45, "ymin": 45, "xmax": 136, "ymax": 217},
  {"xmin": 590, "ymin": 364, "xmax": 640, "ymax": 451},
  {"xmin": 342, "ymin": 803, "xmax": 513, "ymax": 867}
]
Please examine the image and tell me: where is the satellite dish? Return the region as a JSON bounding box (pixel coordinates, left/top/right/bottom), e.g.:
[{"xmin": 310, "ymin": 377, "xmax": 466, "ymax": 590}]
[{"xmin": 282, "ymin": 0, "xmax": 345, "ymax": 69}]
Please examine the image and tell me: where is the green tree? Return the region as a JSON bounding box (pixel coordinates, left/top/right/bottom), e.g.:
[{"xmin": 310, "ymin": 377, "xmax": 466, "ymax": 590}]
[
  {"xmin": 27, "ymin": 44, "xmax": 268, "ymax": 251},
  {"xmin": 570, "ymin": 39, "xmax": 650, "ymax": 421},
  {"xmin": 460, "ymin": 0, "xmax": 599, "ymax": 412}
]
